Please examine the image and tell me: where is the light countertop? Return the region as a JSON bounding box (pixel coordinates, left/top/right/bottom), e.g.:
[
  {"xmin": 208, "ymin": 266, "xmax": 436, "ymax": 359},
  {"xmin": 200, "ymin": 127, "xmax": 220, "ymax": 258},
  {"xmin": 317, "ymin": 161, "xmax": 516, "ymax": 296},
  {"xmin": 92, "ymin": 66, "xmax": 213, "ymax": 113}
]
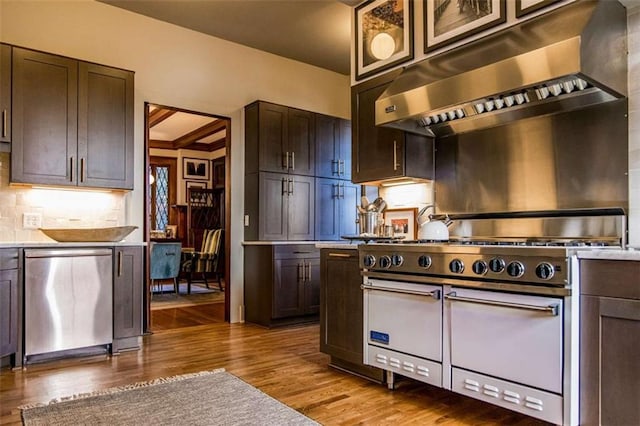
[
  {"xmin": 0, "ymin": 241, "xmax": 146, "ymax": 249},
  {"xmin": 577, "ymin": 249, "xmax": 640, "ymax": 261},
  {"xmin": 243, "ymin": 240, "xmax": 358, "ymax": 246}
]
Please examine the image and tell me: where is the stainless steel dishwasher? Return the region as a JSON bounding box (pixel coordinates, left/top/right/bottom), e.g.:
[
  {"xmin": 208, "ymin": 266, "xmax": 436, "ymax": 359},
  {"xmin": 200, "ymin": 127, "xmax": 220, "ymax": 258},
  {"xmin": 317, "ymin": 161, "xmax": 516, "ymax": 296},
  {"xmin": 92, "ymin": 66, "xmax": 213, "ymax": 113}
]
[{"xmin": 24, "ymin": 248, "xmax": 113, "ymax": 362}]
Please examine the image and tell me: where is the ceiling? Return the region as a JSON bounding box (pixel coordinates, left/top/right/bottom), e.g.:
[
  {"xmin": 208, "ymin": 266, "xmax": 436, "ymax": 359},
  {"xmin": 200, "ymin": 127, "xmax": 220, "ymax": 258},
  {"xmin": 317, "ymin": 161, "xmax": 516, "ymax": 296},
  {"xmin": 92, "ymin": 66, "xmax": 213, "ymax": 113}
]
[
  {"xmin": 148, "ymin": 105, "xmax": 230, "ymax": 152},
  {"xmin": 100, "ymin": 0, "xmax": 358, "ymax": 75}
]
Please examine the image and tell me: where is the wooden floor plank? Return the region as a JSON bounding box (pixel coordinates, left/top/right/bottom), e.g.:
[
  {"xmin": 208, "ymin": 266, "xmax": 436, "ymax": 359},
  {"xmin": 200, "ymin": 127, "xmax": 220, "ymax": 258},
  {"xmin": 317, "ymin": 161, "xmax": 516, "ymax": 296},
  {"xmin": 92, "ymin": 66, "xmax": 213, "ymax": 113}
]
[{"xmin": 0, "ymin": 305, "xmax": 550, "ymax": 425}]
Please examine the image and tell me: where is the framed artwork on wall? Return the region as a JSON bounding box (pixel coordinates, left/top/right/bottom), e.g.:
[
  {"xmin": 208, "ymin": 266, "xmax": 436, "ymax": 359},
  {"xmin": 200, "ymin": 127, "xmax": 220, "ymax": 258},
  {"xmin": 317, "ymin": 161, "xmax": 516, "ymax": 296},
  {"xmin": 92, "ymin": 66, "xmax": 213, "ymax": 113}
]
[
  {"xmin": 515, "ymin": 0, "xmax": 561, "ymax": 18},
  {"xmin": 383, "ymin": 208, "xmax": 418, "ymax": 240},
  {"xmin": 424, "ymin": 0, "xmax": 506, "ymax": 53},
  {"xmin": 185, "ymin": 180, "xmax": 208, "ymax": 203},
  {"xmin": 355, "ymin": 0, "xmax": 414, "ymax": 81},
  {"xmin": 182, "ymin": 157, "xmax": 210, "ymax": 181},
  {"xmin": 212, "ymin": 158, "xmax": 225, "ymax": 189}
]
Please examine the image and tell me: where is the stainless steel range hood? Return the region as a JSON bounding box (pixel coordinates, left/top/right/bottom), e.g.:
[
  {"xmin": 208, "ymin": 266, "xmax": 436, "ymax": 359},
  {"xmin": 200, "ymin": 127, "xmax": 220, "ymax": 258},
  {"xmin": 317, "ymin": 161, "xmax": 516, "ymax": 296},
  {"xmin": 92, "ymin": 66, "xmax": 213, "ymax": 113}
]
[{"xmin": 376, "ymin": 0, "xmax": 627, "ymax": 137}]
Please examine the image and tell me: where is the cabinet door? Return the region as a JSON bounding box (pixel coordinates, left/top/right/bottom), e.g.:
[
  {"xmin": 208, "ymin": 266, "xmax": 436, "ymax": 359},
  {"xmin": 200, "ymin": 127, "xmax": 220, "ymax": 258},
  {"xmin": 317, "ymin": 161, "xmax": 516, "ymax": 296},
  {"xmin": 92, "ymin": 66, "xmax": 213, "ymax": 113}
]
[
  {"xmin": 288, "ymin": 174, "xmax": 315, "ymax": 241},
  {"xmin": 0, "ymin": 44, "xmax": 11, "ymax": 145},
  {"xmin": 580, "ymin": 294, "xmax": 640, "ymax": 426},
  {"xmin": 273, "ymin": 259, "xmax": 304, "ymax": 318},
  {"xmin": 258, "ymin": 102, "xmax": 288, "ymax": 173},
  {"xmin": 78, "ymin": 62, "xmax": 134, "ymax": 190},
  {"xmin": 315, "ymin": 178, "xmax": 340, "ymax": 241},
  {"xmin": 0, "ymin": 269, "xmax": 18, "ymax": 358},
  {"xmin": 315, "ymin": 114, "xmax": 339, "ymax": 178},
  {"xmin": 320, "ymin": 250, "xmax": 363, "ymax": 364},
  {"xmin": 258, "ymin": 172, "xmax": 288, "ymax": 241},
  {"xmin": 351, "ymin": 72, "xmax": 405, "ymax": 183},
  {"xmin": 339, "ymin": 181, "xmax": 359, "ymax": 237},
  {"xmin": 304, "ymin": 258, "xmax": 321, "ymax": 314},
  {"xmin": 338, "ymin": 119, "xmax": 352, "ymax": 180},
  {"xmin": 113, "ymin": 247, "xmax": 143, "ymax": 339},
  {"xmin": 288, "ymin": 108, "xmax": 315, "ymax": 176},
  {"xmin": 12, "ymin": 48, "xmax": 78, "ymax": 186}
]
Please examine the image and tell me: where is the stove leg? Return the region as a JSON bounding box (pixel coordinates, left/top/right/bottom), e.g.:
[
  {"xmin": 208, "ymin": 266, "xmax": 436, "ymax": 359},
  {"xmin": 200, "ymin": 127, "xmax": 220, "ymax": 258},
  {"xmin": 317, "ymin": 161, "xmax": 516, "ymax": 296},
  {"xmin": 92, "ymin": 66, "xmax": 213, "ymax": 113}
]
[{"xmin": 386, "ymin": 370, "xmax": 395, "ymax": 390}]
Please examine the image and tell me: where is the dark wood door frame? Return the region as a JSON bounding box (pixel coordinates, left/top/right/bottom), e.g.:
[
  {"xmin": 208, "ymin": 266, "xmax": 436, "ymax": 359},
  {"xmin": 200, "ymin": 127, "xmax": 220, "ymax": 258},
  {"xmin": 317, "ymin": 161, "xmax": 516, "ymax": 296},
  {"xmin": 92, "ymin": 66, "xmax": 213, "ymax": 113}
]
[{"xmin": 143, "ymin": 102, "xmax": 231, "ymax": 330}]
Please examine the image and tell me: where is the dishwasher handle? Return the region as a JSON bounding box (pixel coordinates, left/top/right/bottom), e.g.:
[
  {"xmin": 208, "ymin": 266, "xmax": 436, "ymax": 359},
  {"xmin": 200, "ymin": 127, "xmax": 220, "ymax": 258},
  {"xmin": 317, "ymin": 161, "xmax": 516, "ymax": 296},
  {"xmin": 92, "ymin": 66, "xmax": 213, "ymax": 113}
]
[{"xmin": 25, "ymin": 248, "xmax": 113, "ymax": 258}]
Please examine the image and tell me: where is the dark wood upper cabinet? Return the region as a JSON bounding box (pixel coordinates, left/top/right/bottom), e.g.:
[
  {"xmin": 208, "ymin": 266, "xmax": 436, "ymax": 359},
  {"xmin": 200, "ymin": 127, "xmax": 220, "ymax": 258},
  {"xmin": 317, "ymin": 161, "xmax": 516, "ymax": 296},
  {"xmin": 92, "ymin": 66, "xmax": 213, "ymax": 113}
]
[
  {"xmin": 315, "ymin": 178, "xmax": 358, "ymax": 241},
  {"xmin": 11, "ymin": 48, "xmax": 78, "ymax": 186},
  {"xmin": 287, "ymin": 107, "xmax": 315, "ymax": 176},
  {"xmin": 78, "ymin": 62, "xmax": 134, "ymax": 189},
  {"xmin": 11, "ymin": 47, "xmax": 134, "ymax": 190},
  {"xmin": 351, "ymin": 70, "xmax": 433, "ymax": 184},
  {"xmin": 315, "ymin": 114, "xmax": 351, "ymax": 180},
  {"xmin": 246, "ymin": 101, "xmax": 315, "ymax": 176},
  {"xmin": 250, "ymin": 172, "xmax": 315, "ymax": 241},
  {"xmin": 0, "ymin": 44, "xmax": 11, "ymax": 149}
]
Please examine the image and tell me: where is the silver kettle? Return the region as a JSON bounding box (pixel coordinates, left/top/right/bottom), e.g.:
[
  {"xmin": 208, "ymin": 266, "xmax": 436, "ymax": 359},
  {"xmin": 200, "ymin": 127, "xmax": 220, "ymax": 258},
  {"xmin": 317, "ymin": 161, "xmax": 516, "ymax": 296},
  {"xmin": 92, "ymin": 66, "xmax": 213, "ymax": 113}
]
[{"xmin": 417, "ymin": 205, "xmax": 451, "ymax": 241}]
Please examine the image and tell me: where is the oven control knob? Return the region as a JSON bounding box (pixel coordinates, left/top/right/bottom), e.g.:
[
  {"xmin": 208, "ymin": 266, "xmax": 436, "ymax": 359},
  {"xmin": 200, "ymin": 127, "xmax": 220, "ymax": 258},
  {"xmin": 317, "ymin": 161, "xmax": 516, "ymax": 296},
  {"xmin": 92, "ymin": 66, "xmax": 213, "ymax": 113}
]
[
  {"xmin": 379, "ymin": 256, "xmax": 392, "ymax": 269},
  {"xmin": 363, "ymin": 255, "xmax": 376, "ymax": 268},
  {"xmin": 507, "ymin": 261, "xmax": 525, "ymax": 278},
  {"xmin": 449, "ymin": 259, "xmax": 464, "ymax": 274},
  {"xmin": 391, "ymin": 254, "xmax": 404, "ymax": 267},
  {"xmin": 536, "ymin": 262, "xmax": 555, "ymax": 280},
  {"xmin": 489, "ymin": 257, "xmax": 505, "ymax": 273},
  {"xmin": 418, "ymin": 255, "xmax": 432, "ymax": 269},
  {"xmin": 472, "ymin": 260, "xmax": 488, "ymax": 275}
]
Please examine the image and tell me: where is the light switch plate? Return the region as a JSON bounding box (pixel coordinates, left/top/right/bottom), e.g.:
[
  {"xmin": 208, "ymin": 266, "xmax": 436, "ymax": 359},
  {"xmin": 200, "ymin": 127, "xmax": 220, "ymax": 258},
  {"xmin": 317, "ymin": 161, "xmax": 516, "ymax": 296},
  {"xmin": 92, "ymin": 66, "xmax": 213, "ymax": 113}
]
[{"xmin": 23, "ymin": 212, "xmax": 42, "ymax": 229}]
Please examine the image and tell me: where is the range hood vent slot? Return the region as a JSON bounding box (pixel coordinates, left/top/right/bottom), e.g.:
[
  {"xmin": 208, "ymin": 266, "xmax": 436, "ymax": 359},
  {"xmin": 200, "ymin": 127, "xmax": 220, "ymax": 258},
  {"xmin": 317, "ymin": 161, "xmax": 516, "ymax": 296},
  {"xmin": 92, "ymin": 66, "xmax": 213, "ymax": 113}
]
[{"xmin": 376, "ymin": 0, "xmax": 627, "ymax": 137}]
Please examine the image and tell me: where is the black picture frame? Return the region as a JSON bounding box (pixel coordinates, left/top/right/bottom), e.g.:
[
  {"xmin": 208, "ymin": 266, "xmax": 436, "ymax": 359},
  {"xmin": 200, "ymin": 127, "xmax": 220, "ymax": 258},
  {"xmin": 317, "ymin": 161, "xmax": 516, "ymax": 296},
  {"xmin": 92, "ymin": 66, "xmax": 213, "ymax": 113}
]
[
  {"xmin": 355, "ymin": 0, "xmax": 414, "ymax": 81},
  {"xmin": 424, "ymin": 0, "xmax": 506, "ymax": 53},
  {"xmin": 182, "ymin": 157, "xmax": 210, "ymax": 181},
  {"xmin": 515, "ymin": 0, "xmax": 561, "ymax": 18}
]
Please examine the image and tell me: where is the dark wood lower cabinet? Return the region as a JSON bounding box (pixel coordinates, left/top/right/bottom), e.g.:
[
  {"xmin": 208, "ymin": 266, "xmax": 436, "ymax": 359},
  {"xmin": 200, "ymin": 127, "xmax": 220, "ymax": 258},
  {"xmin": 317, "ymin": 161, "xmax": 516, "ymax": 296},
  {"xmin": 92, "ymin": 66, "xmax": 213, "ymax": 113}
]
[
  {"xmin": 244, "ymin": 244, "xmax": 319, "ymax": 327},
  {"xmin": 113, "ymin": 246, "xmax": 143, "ymax": 353},
  {"xmin": 0, "ymin": 249, "xmax": 20, "ymax": 368},
  {"xmin": 320, "ymin": 248, "xmax": 384, "ymax": 382},
  {"xmin": 579, "ymin": 259, "xmax": 640, "ymax": 426}
]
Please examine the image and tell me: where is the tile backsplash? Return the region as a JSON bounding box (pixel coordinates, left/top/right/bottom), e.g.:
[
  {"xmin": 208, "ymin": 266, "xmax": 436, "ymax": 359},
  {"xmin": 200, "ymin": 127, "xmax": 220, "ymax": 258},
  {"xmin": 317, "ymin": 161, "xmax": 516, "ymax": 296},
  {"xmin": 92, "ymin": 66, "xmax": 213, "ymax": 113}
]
[{"xmin": 0, "ymin": 152, "xmax": 127, "ymax": 242}]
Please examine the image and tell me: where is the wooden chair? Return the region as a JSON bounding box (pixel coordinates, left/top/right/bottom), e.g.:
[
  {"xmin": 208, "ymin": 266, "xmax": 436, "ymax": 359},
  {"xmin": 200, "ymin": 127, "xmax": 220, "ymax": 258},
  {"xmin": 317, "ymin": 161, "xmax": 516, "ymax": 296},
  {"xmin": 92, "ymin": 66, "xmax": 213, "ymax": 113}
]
[
  {"xmin": 150, "ymin": 242, "xmax": 182, "ymax": 297},
  {"xmin": 180, "ymin": 229, "xmax": 223, "ymax": 294}
]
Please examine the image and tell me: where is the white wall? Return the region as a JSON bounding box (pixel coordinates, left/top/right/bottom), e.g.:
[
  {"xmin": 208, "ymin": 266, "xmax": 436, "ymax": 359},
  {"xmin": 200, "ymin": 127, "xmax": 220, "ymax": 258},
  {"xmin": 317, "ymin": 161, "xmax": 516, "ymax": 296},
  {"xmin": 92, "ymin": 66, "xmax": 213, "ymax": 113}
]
[{"xmin": 0, "ymin": 0, "xmax": 350, "ymax": 322}]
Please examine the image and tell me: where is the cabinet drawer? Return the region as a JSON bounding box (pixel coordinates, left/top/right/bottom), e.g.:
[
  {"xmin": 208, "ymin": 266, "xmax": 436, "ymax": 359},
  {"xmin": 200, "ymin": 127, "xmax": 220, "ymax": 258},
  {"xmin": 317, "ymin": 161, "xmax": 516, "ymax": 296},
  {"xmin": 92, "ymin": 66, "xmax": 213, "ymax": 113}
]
[
  {"xmin": 274, "ymin": 244, "xmax": 319, "ymax": 259},
  {"xmin": 0, "ymin": 249, "xmax": 19, "ymax": 270},
  {"xmin": 580, "ymin": 259, "xmax": 640, "ymax": 300}
]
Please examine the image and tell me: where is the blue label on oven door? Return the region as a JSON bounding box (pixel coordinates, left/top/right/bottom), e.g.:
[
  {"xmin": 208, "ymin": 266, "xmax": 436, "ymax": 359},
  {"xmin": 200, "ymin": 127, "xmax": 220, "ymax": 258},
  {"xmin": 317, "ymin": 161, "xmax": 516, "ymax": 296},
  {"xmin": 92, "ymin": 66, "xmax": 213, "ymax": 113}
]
[{"xmin": 370, "ymin": 330, "xmax": 389, "ymax": 345}]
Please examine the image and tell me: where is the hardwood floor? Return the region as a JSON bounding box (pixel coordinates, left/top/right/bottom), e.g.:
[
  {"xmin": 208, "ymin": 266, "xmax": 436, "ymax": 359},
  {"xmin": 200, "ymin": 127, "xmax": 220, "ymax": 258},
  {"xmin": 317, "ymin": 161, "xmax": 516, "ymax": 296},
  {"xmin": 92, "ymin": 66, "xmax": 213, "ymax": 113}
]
[{"xmin": 1, "ymin": 305, "xmax": 550, "ymax": 425}]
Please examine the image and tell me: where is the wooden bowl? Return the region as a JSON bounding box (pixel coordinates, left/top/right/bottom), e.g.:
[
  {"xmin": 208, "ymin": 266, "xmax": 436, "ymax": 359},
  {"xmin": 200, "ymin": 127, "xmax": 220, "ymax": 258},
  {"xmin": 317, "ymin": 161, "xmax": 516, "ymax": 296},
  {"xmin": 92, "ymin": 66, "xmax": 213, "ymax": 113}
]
[{"xmin": 39, "ymin": 226, "xmax": 138, "ymax": 242}]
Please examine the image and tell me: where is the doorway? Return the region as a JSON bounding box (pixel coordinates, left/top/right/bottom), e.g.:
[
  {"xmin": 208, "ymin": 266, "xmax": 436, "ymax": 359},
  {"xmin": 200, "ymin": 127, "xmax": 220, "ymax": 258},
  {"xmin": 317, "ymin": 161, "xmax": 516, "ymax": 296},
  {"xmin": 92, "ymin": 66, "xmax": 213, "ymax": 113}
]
[{"xmin": 143, "ymin": 102, "xmax": 231, "ymax": 331}]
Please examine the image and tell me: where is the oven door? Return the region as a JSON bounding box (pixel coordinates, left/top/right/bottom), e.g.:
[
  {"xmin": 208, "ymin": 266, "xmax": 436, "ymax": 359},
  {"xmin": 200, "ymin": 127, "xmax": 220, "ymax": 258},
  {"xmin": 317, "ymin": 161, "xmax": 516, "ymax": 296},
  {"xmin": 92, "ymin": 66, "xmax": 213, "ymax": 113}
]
[
  {"xmin": 446, "ymin": 287, "xmax": 563, "ymax": 394},
  {"xmin": 363, "ymin": 278, "xmax": 442, "ymax": 362}
]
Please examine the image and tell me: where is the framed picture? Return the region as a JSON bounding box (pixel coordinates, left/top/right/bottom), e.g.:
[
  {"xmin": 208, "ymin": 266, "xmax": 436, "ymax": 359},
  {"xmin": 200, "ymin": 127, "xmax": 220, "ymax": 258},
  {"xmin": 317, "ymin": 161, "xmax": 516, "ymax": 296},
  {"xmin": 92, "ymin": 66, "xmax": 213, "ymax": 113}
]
[
  {"xmin": 424, "ymin": 0, "xmax": 506, "ymax": 53},
  {"xmin": 185, "ymin": 180, "xmax": 208, "ymax": 203},
  {"xmin": 212, "ymin": 158, "xmax": 225, "ymax": 189},
  {"xmin": 515, "ymin": 0, "xmax": 560, "ymax": 18},
  {"xmin": 355, "ymin": 0, "xmax": 414, "ymax": 81},
  {"xmin": 384, "ymin": 208, "xmax": 418, "ymax": 240},
  {"xmin": 182, "ymin": 157, "xmax": 210, "ymax": 181}
]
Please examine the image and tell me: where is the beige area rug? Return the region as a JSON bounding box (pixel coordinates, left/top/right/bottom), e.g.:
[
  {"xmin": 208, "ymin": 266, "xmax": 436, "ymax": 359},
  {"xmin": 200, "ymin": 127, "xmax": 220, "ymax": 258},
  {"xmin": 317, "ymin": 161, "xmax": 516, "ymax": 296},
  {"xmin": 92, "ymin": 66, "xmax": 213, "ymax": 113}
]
[
  {"xmin": 21, "ymin": 369, "xmax": 318, "ymax": 426},
  {"xmin": 151, "ymin": 282, "xmax": 225, "ymax": 310}
]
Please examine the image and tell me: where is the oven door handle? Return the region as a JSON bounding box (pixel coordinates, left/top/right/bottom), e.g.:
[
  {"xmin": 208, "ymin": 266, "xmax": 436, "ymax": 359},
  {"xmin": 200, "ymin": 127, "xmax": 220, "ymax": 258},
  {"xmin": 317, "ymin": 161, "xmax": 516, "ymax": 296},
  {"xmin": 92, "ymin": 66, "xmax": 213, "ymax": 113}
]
[
  {"xmin": 444, "ymin": 292, "xmax": 559, "ymax": 316},
  {"xmin": 361, "ymin": 283, "xmax": 441, "ymax": 300}
]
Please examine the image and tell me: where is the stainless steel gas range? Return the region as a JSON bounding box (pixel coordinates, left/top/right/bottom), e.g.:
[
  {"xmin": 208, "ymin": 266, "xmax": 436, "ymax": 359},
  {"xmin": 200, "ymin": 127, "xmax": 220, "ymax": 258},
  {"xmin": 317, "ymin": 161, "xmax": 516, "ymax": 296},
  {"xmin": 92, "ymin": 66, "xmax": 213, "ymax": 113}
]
[{"xmin": 359, "ymin": 210, "xmax": 625, "ymax": 426}]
